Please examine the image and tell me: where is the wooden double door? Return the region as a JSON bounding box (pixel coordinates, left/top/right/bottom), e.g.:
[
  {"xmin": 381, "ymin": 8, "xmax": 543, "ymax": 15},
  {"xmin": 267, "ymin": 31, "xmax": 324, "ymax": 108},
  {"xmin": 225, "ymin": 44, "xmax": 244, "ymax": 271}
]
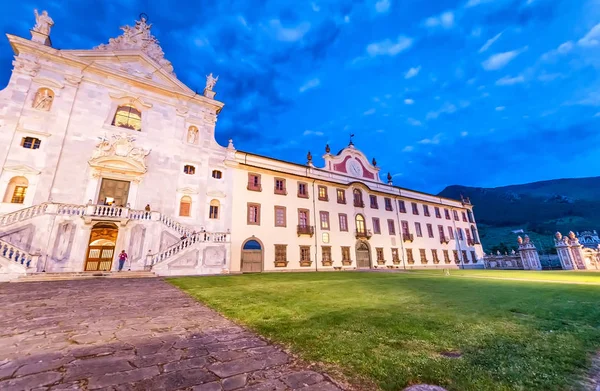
[
  {"xmin": 97, "ymin": 178, "xmax": 130, "ymax": 206},
  {"xmin": 241, "ymin": 239, "xmax": 263, "ymax": 272},
  {"xmin": 84, "ymin": 222, "xmax": 119, "ymax": 272},
  {"xmin": 356, "ymin": 241, "xmax": 371, "ymax": 268}
]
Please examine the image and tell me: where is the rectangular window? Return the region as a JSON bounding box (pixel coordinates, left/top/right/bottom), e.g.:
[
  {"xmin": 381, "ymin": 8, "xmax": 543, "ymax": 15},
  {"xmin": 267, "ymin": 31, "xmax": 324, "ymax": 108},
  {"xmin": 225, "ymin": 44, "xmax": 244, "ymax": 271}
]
[
  {"xmin": 443, "ymin": 250, "xmax": 450, "ymax": 263},
  {"xmin": 11, "ymin": 186, "xmax": 26, "ymax": 204},
  {"xmin": 372, "ymin": 218, "xmax": 381, "ymax": 234},
  {"xmin": 320, "ymin": 211, "xmax": 330, "ymax": 230},
  {"xmin": 337, "ymin": 189, "xmax": 346, "ymax": 204},
  {"xmin": 21, "ymin": 137, "xmax": 41, "ymax": 149},
  {"xmin": 453, "ymin": 250, "xmax": 459, "ymax": 263},
  {"xmin": 274, "ymin": 178, "xmax": 287, "ymax": 195},
  {"xmin": 275, "ymin": 244, "xmax": 287, "ymax": 265},
  {"xmin": 298, "ymin": 209, "xmax": 310, "ymax": 227},
  {"xmin": 341, "ymin": 246, "xmax": 351, "ymax": 261},
  {"xmin": 468, "ymin": 210, "xmax": 474, "ymax": 223},
  {"xmin": 339, "ymin": 214, "xmax": 348, "ymax": 232},
  {"xmin": 415, "ymin": 222, "xmax": 423, "ymax": 237},
  {"xmin": 419, "ymin": 248, "xmax": 427, "ymax": 263},
  {"xmin": 406, "ymin": 248, "xmax": 414, "ymax": 264},
  {"xmin": 209, "ymin": 205, "xmax": 219, "ymax": 219},
  {"xmin": 471, "ymin": 250, "xmax": 477, "ymax": 263},
  {"xmin": 370, "ymin": 195, "xmax": 378, "ymax": 209},
  {"xmin": 392, "ymin": 248, "xmax": 399, "ymax": 261},
  {"xmin": 247, "ymin": 203, "xmax": 261, "ymax": 225},
  {"xmin": 384, "ymin": 198, "xmax": 393, "ymax": 211},
  {"xmin": 300, "ymin": 246, "xmax": 311, "ymax": 263},
  {"xmin": 444, "ymin": 209, "xmax": 451, "ymax": 220},
  {"xmin": 438, "ymin": 225, "xmax": 445, "ymax": 240},
  {"xmin": 298, "ymin": 182, "xmax": 309, "ymax": 198},
  {"xmin": 376, "ymin": 248, "xmax": 384, "ymax": 261},
  {"xmin": 318, "ymin": 185, "xmax": 328, "ymax": 201},
  {"xmin": 462, "ymin": 211, "xmax": 468, "ymax": 222},
  {"xmin": 432, "ymin": 249, "xmax": 440, "ymax": 264},
  {"xmin": 411, "ymin": 202, "xmax": 419, "ymax": 215},
  {"xmin": 399, "ymin": 200, "xmax": 406, "ymax": 213},
  {"xmin": 247, "ymin": 173, "xmax": 261, "ymax": 191},
  {"xmin": 274, "ymin": 206, "xmax": 286, "ymax": 227},
  {"xmin": 457, "ymin": 228, "xmax": 464, "ymax": 240},
  {"xmin": 462, "ymin": 250, "xmax": 469, "ymax": 263},
  {"xmin": 423, "ymin": 205, "xmax": 430, "ymax": 217},
  {"xmin": 401, "ymin": 220, "xmax": 410, "ymax": 235},
  {"xmin": 435, "ymin": 207, "xmax": 441, "ymax": 218},
  {"xmin": 322, "ymin": 246, "xmax": 332, "ymax": 263},
  {"xmin": 448, "ymin": 226, "xmax": 455, "ymax": 240},
  {"xmin": 426, "ymin": 224, "xmax": 434, "ymax": 238},
  {"xmin": 387, "ymin": 219, "xmax": 396, "ymax": 235},
  {"xmin": 453, "ymin": 210, "xmax": 459, "ymax": 221}
]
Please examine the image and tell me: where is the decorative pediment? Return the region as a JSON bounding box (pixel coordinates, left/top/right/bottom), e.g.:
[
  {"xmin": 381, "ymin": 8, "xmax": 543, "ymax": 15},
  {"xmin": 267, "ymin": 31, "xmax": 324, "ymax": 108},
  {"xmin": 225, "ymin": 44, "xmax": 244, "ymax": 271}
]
[
  {"xmin": 4, "ymin": 164, "xmax": 41, "ymax": 175},
  {"xmin": 206, "ymin": 190, "xmax": 226, "ymax": 198},
  {"xmin": 108, "ymin": 92, "xmax": 153, "ymax": 109},
  {"xmin": 88, "ymin": 133, "xmax": 150, "ymax": 176},
  {"xmin": 93, "ymin": 16, "xmax": 174, "ymax": 75},
  {"xmin": 177, "ymin": 187, "xmax": 199, "ymax": 195},
  {"xmin": 323, "ymin": 143, "xmax": 381, "ymax": 182},
  {"xmin": 32, "ymin": 76, "xmax": 64, "ymax": 90}
]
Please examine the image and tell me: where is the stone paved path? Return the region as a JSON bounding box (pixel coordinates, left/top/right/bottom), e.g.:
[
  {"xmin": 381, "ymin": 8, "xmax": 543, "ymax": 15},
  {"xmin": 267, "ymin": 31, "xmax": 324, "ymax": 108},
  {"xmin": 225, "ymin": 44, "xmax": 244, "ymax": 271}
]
[{"xmin": 0, "ymin": 278, "xmax": 344, "ymax": 391}]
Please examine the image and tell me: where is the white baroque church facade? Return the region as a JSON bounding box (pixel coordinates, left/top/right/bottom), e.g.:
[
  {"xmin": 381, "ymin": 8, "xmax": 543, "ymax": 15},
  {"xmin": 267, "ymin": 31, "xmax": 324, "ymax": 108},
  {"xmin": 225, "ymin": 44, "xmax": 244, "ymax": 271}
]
[{"xmin": 0, "ymin": 11, "xmax": 484, "ymax": 281}]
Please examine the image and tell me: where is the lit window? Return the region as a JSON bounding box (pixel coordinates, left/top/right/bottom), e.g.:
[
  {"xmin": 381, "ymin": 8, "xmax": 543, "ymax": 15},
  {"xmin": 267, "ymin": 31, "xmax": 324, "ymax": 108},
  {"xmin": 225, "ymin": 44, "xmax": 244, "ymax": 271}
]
[
  {"xmin": 318, "ymin": 186, "xmax": 328, "ymax": 201},
  {"xmin": 21, "ymin": 137, "xmax": 41, "ymax": 149},
  {"xmin": 4, "ymin": 176, "xmax": 28, "ymax": 204},
  {"xmin": 337, "ymin": 189, "xmax": 346, "ymax": 204},
  {"xmin": 179, "ymin": 196, "xmax": 192, "ymax": 217},
  {"xmin": 320, "ymin": 211, "xmax": 330, "ymax": 230},
  {"xmin": 183, "ymin": 165, "xmax": 195, "ymax": 175},
  {"xmin": 112, "ymin": 104, "xmax": 142, "ymax": 131},
  {"xmin": 212, "ymin": 170, "xmax": 222, "ymax": 179}
]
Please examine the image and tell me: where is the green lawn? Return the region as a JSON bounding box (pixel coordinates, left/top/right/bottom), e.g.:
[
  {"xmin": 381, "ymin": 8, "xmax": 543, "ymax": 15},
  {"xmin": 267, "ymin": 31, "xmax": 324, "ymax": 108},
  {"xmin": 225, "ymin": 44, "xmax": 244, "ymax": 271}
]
[
  {"xmin": 410, "ymin": 269, "xmax": 600, "ymax": 284},
  {"xmin": 169, "ymin": 272, "xmax": 600, "ymax": 391}
]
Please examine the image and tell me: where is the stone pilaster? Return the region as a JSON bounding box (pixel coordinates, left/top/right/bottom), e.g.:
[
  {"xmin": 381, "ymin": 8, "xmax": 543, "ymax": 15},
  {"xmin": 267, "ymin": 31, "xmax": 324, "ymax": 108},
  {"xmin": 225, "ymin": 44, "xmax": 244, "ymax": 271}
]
[{"xmin": 517, "ymin": 235, "xmax": 542, "ymax": 270}]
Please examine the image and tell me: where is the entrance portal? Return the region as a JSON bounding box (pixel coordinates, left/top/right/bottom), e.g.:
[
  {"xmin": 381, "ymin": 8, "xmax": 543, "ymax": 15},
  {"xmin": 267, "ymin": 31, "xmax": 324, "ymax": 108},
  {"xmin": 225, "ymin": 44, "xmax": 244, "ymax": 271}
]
[
  {"xmin": 97, "ymin": 178, "xmax": 130, "ymax": 206},
  {"xmin": 85, "ymin": 222, "xmax": 119, "ymax": 271},
  {"xmin": 241, "ymin": 239, "xmax": 263, "ymax": 272},
  {"xmin": 356, "ymin": 241, "xmax": 371, "ymax": 268}
]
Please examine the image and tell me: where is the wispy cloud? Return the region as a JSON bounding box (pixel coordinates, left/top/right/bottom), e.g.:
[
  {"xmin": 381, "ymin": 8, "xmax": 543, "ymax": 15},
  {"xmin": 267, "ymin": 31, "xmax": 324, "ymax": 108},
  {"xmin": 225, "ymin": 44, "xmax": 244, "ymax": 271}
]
[
  {"xmin": 407, "ymin": 118, "xmax": 423, "ymax": 126},
  {"xmin": 269, "ymin": 19, "xmax": 311, "ymax": 42},
  {"xmin": 299, "ymin": 78, "xmax": 321, "ymax": 93},
  {"xmin": 482, "ymin": 47, "xmax": 527, "ymax": 70},
  {"xmin": 303, "ymin": 130, "xmax": 324, "ymax": 136},
  {"xmin": 311, "ymin": 2, "xmax": 320, "ymax": 12},
  {"xmin": 495, "ymin": 106, "xmax": 505, "ymax": 111},
  {"xmin": 460, "ymin": 131, "xmax": 468, "ymax": 137},
  {"xmin": 578, "ymin": 23, "xmax": 600, "ymax": 47},
  {"xmin": 366, "ymin": 35, "xmax": 413, "ymax": 57},
  {"xmin": 479, "ymin": 31, "xmax": 503, "ymax": 53},
  {"xmin": 418, "ymin": 133, "xmax": 443, "ymax": 145},
  {"xmin": 364, "ymin": 108, "xmax": 376, "ymax": 115},
  {"xmin": 375, "ymin": 0, "xmax": 391, "ymax": 13},
  {"xmin": 402, "ymin": 146, "xmax": 414, "ymax": 152},
  {"xmin": 404, "ymin": 98, "xmax": 414, "ymax": 105},
  {"xmin": 404, "ymin": 66, "xmax": 421, "ymax": 79},
  {"xmin": 465, "ymin": 0, "xmax": 495, "ymax": 7},
  {"xmin": 496, "ymin": 75, "xmax": 525, "ymax": 85},
  {"xmin": 541, "ymin": 41, "xmax": 573, "ymax": 60},
  {"xmin": 426, "ymin": 103, "xmax": 457, "ymax": 120},
  {"xmin": 424, "ymin": 11, "xmax": 455, "ymax": 29}
]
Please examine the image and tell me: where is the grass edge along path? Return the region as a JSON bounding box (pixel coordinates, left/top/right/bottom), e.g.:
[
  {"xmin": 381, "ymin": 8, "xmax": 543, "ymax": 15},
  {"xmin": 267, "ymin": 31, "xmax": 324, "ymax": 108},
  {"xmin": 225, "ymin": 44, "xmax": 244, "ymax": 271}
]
[{"xmin": 169, "ymin": 272, "xmax": 600, "ymax": 391}]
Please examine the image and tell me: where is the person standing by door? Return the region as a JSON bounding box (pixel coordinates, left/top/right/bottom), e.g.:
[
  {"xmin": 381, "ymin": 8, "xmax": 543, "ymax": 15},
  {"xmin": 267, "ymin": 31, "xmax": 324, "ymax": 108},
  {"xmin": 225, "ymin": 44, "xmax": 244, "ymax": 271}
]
[{"xmin": 117, "ymin": 250, "xmax": 128, "ymax": 272}]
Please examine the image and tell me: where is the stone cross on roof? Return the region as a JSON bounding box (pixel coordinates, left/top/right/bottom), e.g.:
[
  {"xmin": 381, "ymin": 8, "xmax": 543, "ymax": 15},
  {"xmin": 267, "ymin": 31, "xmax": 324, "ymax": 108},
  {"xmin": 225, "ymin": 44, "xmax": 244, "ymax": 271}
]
[{"xmin": 93, "ymin": 15, "xmax": 174, "ymax": 75}]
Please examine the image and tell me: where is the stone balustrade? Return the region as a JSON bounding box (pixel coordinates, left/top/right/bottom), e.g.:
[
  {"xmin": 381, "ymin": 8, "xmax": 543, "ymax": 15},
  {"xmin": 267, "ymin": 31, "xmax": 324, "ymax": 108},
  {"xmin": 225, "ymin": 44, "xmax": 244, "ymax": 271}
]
[
  {"xmin": 0, "ymin": 203, "xmax": 48, "ymax": 226},
  {"xmin": 147, "ymin": 232, "xmax": 230, "ymax": 268},
  {"xmin": 0, "ymin": 239, "xmax": 41, "ymax": 270}
]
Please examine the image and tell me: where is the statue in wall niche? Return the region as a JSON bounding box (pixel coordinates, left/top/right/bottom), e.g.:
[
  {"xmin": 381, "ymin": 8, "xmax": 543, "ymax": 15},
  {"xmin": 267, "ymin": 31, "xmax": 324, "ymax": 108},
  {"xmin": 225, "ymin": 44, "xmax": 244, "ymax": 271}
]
[
  {"xmin": 187, "ymin": 127, "xmax": 198, "ymax": 144},
  {"xmin": 205, "ymin": 73, "xmax": 218, "ymax": 91},
  {"xmin": 32, "ymin": 88, "xmax": 54, "ymax": 111},
  {"xmin": 33, "ymin": 9, "xmax": 54, "ymax": 36}
]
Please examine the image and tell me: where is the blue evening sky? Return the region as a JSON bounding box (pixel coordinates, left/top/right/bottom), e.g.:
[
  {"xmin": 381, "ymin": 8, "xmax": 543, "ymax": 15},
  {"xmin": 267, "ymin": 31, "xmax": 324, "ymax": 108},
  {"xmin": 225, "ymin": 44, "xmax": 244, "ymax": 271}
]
[{"xmin": 1, "ymin": 0, "xmax": 599, "ymax": 193}]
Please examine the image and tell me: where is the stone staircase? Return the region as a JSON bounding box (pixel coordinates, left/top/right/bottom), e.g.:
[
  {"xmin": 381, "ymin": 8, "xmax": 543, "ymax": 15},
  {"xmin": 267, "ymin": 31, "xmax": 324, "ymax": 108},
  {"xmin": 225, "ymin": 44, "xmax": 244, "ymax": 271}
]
[{"xmin": 12, "ymin": 270, "xmax": 157, "ymax": 283}]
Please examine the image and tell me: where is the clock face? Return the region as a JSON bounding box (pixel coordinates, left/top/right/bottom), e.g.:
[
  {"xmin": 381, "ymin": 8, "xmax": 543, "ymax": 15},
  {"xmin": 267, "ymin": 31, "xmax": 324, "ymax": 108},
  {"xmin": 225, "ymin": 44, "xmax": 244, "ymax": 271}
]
[{"xmin": 347, "ymin": 159, "xmax": 363, "ymax": 177}]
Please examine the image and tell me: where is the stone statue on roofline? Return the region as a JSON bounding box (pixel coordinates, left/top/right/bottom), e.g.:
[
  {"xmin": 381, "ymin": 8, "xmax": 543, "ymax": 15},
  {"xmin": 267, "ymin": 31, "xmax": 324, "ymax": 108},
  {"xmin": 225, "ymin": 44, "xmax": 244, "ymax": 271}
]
[{"xmin": 33, "ymin": 9, "xmax": 53, "ymax": 36}]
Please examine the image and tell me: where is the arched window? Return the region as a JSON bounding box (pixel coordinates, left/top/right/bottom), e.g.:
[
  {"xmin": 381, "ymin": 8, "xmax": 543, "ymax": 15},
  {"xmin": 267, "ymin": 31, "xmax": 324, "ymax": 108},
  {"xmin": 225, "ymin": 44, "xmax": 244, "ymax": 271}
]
[
  {"xmin": 355, "ymin": 214, "xmax": 366, "ymax": 234},
  {"xmin": 32, "ymin": 88, "xmax": 54, "ymax": 111},
  {"xmin": 112, "ymin": 104, "xmax": 142, "ymax": 131},
  {"xmin": 353, "ymin": 189, "xmax": 363, "ymax": 207},
  {"xmin": 212, "ymin": 170, "xmax": 222, "ymax": 179},
  {"xmin": 179, "ymin": 196, "xmax": 192, "ymax": 217},
  {"xmin": 21, "ymin": 137, "xmax": 41, "ymax": 149},
  {"xmin": 183, "ymin": 165, "xmax": 195, "ymax": 175},
  {"xmin": 209, "ymin": 199, "xmax": 220, "ymax": 219},
  {"xmin": 4, "ymin": 176, "xmax": 28, "ymax": 204}
]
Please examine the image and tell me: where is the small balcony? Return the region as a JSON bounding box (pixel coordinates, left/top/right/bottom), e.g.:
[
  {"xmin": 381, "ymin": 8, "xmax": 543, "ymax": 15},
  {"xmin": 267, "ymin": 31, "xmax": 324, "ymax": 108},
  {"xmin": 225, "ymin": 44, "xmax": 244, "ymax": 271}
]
[
  {"xmin": 440, "ymin": 236, "xmax": 450, "ymax": 244},
  {"xmin": 274, "ymin": 187, "xmax": 287, "ymax": 195},
  {"xmin": 247, "ymin": 182, "xmax": 262, "ymax": 192},
  {"xmin": 402, "ymin": 233, "xmax": 414, "ymax": 243},
  {"xmin": 354, "ymin": 200, "xmax": 365, "ymax": 208},
  {"xmin": 467, "ymin": 239, "xmax": 475, "ymax": 246},
  {"xmin": 297, "ymin": 225, "xmax": 315, "ymax": 237},
  {"xmin": 355, "ymin": 229, "xmax": 373, "ymax": 239}
]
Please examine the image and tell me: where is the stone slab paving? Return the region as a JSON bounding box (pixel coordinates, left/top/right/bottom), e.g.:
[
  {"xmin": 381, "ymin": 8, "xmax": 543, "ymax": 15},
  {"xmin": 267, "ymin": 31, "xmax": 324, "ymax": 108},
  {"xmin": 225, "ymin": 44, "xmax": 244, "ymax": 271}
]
[{"xmin": 0, "ymin": 278, "xmax": 344, "ymax": 391}]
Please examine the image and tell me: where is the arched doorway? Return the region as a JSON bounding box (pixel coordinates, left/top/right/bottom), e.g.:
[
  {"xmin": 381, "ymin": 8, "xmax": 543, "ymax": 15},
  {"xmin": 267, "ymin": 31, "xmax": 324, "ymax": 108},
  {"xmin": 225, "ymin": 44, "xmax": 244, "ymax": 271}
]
[
  {"xmin": 241, "ymin": 238, "xmax": 263, "ymax": 272},
  {"xmin": 85, "ymin": 222, "xmax": 119, "ymax": 271},
  {"xmin": 356, "ymin": 241, "xmax": 371, "ymax": 268}
]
